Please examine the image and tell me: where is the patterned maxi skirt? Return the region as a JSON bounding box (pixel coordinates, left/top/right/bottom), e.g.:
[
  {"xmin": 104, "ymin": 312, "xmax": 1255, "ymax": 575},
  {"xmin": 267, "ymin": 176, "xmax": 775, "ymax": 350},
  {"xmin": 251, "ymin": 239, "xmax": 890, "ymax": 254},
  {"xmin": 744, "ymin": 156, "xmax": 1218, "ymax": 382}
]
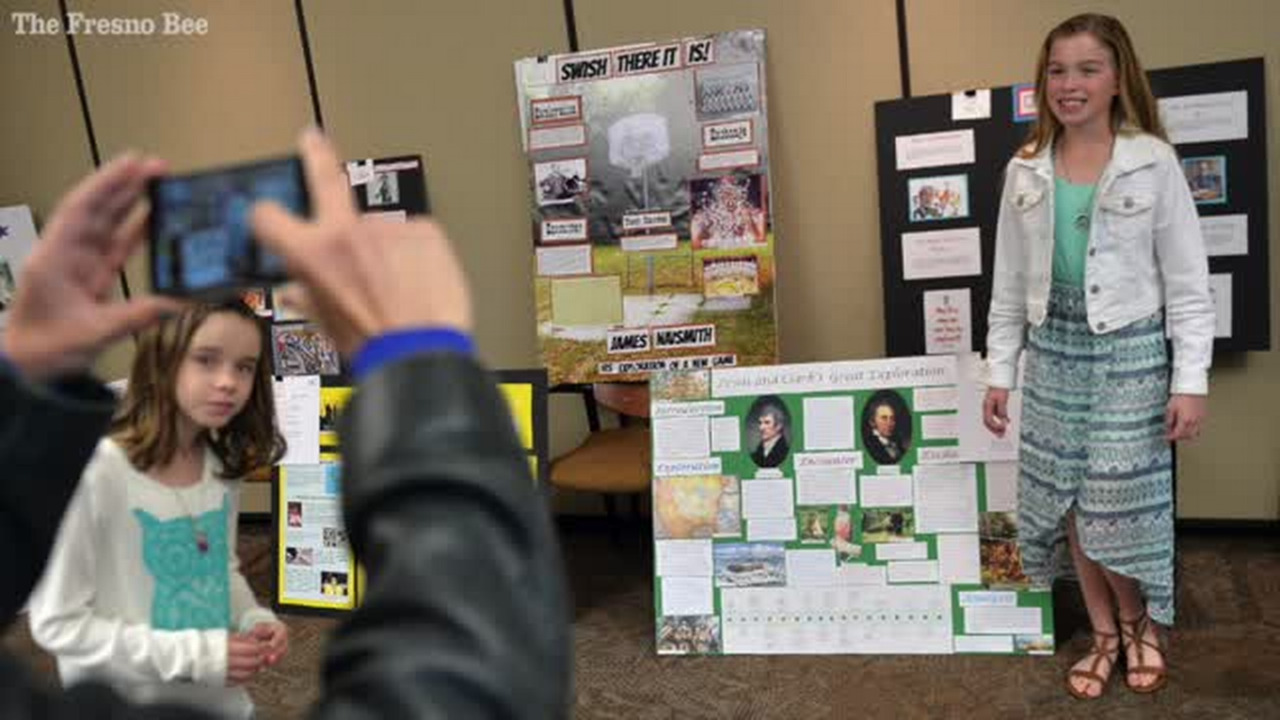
[{"xmin": 1017, "ymin": 283, "xmax": 1176, "ymax": 625}]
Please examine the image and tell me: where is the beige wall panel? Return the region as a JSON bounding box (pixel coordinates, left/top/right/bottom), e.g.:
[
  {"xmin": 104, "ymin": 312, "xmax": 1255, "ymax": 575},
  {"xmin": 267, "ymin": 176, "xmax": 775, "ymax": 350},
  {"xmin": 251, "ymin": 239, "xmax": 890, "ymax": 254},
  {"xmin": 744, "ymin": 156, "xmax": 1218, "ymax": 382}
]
[
  {"xmin": 908, "ymin": 0, "xmax": 1280, "ymax": 518},
  {"xmin": 0, "ymin": 0, "xmax": 133, "ymax": 379},
  {"xmin": 303, "ymin": 0, "xmax": 567, "ymax": 371},
  {"xmin": 70, "ymin": 0, "xmax": 313, "ymax": 321},
  {"xmin": 575, "ymin": 0, "xmax": 901, "ymax": 365},
  {"xmin": 302, "ymin": 0, "xmax": 584, "ymax": 509},
  {"xmin": 0, "ymin": 0, "xmax": 94, "ymax": 220}
]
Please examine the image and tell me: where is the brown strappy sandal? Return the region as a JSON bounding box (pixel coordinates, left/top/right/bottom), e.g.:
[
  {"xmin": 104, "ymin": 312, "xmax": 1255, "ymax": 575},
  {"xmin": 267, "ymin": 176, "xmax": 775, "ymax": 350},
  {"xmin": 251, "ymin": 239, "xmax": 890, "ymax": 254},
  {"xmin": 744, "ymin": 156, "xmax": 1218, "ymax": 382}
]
[
  {"xmin": 1066, "ymin": 629, "xmax": 1120, "ymax": 699},
  {"xmin": 1118, "ymin": 612, "xmax": 1169, "ymax": 694}
]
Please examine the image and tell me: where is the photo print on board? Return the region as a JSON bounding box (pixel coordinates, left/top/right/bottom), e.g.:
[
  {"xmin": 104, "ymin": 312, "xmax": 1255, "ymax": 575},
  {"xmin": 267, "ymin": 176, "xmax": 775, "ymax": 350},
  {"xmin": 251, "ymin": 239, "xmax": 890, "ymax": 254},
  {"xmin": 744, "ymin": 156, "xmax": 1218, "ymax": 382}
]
[
  {"xmin": 366, "ymin": 170, "xmax": 400, "ymax": 207},
  {"xmin": 861, "ymin": 389, "xmax": 913, "ymax": 466},
  {"xmin": 690, "ymin": 174, "xmax": 767, "ymax": 249},
  {"xmin": 744, "ymin": 394, "xmax": 792, "ymax": 469},
  {"xmin": 534, "ymin": 157, "xmax": 588, "ymax": 206},
  {"xmin": 696, "ymin": 63, "xmax": 760, "ymax": 120},
  {"xmin": 272, "ymin": 323, "xmax": 342, "ymax": 376},
  {"xmin": 1182, "ymin": 155, "xmax": 1227, "ymax": 205},
  {"xmin": 908, "ymin": 174, "xmax": 970, "ymax": 222}
]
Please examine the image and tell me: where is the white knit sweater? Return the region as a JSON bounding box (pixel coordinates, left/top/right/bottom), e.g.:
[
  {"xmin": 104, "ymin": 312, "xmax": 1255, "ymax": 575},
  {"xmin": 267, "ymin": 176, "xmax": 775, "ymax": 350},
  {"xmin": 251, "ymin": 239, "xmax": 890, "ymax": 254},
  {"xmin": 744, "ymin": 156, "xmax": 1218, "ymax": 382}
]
[{"xmin": 27, "ymin": 438, "xmax": 276, "ymax": 719}]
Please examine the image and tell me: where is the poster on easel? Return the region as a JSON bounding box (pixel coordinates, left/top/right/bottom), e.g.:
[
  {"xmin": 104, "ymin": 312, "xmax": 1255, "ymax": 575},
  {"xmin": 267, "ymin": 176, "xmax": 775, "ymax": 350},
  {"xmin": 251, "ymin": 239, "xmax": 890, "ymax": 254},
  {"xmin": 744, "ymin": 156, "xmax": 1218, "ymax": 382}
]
[
  {"xmin": 272, "ymin": 369, "xmax": 549, "ymax": 615},
  {"xmin": 515, "ymin": 30, "xmax": 780, "ymax": 384},
  {"xmin": 649, "ymin": 355, "xmax": 1052, "ymax": 655}
]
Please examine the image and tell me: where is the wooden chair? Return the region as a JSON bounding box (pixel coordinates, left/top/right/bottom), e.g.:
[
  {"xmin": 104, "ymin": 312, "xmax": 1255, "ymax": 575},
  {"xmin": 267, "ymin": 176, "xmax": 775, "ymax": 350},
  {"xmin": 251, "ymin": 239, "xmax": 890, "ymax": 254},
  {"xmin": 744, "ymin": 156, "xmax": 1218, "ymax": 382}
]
[{"xmin": 549, "ymin": 383, "xmax": 651, "ymax": 542}]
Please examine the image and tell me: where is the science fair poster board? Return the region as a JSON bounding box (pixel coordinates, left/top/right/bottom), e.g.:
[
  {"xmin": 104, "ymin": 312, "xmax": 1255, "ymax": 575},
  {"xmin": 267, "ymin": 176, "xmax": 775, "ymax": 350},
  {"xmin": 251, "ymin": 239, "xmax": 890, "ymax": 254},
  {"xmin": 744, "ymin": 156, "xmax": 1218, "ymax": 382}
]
[
  {"xmin": 649, "ymin": 355, "xmax": 1052, "ymax": 655},
  {"xmin": 515, "ymin": 30, "xmax": 780, "ymax": 384},
  {"xmin": 875, "ymin": 58, "xmax": 1268, "ymax": 356},
  {"xmin": 272, "ymin": 369, "xmax": 549, "ymax": 615}
]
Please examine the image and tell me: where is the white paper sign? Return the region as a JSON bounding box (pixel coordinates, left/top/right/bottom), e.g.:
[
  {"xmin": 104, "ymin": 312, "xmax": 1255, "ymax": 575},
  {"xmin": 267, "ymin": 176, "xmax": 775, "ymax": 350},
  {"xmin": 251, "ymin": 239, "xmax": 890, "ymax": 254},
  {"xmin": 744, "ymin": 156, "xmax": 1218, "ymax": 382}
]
[
  {"xmin": 895, "ymin": 129, "xmax": 976, "ymax": 170},
  {"xmin": 954, "ymin": 635, "xmax": 1014, "ymax": 653},
  {"xmin": 652, "ymin": 417, "xmax": 711, "ymax": 459},
  {"xmin": 710, "ymin": 416, "xmax": 742, "ymax": 452},
  {"xmin": 921, "ymin": 413, "xmax": 960, "ymax": 440},
  {"xmin": 274, "ymin": 375, "xmax": 321, "ymax": 466},
  {"xmin": 956, "ymin": 353, "xmax": 1021, "ymax": 463},
  {"xmin": 747, "ymin": 517, "xmax": 797, "ymax": 541},
  {"xmin": 1209, "ymin": 273, "xmax": 1233, "ymax": 338},
  {"xmin": 1159, "ymin": 90, "xmax": 1248, "ymax": 144},
  {"xmin": 802, "ymin": 396, "xmax": 855, "ymax": 450},
  {"xmin": 902, "ymin": 228, "xmax": 982, "ymax": 280},
  {"xmin": 786, "ymin": 549, "xmax": 838, "ymax": 586},
  {"xmin": 887, "ymin": 560, "xmax": 940, "ymax": 583},
  {"xmin": 937, "ymin": 533, "xmax": 982, "ymax": 584},
  {"xmin": 984, "ymin": 462, "xmax": 1019, "ymax": 512},
  {"xmin": 741, "ymin": 479, "xmax": 795, "ymax": 519},
  {"xmin": 656, "ymin": 539, "xmax": 713, "ymax": 576},
  {"xmin": 536, "ymin": 245, "xmax": 592, "ymax": 276},
  {"xmin": 875, "ymin": 542, "xmax": 928, "ymax": 561},
  {"xmin": 951, "ymin": 89, "xmax": 991, "ymax": 121},
  {"xmin": 923, "ymin": 288, "xmax": 972, "ymax": 354},
  {"xmin": 965, "ymin": 606, "xmax": 1043, "ymax": 634},
  {"xmin": 914, "ymin": 464, "xmax": 978, "ymax": 533},
  {"xmin": 1200, "ymin": 215, "xmax": 1248, "ymax": 257},
  {"xmin": 796, "ymin": 467, "xmax": 856, "ymax": 505},
  {"xmin": 661, "ymin": 576, "xmax": 714, "ymax": 615},
  {"xmin": 860, "ymin": 474, "xmax": 913, "ymax": 507}
]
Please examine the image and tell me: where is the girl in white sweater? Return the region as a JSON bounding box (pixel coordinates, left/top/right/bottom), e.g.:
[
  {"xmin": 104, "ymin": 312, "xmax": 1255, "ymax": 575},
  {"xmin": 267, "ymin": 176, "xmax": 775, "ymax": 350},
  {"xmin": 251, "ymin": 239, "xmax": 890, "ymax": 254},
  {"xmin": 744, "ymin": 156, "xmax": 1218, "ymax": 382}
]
[{"xmin": 29, "ymin": 299, "xmax": 289, "ymax": 718}]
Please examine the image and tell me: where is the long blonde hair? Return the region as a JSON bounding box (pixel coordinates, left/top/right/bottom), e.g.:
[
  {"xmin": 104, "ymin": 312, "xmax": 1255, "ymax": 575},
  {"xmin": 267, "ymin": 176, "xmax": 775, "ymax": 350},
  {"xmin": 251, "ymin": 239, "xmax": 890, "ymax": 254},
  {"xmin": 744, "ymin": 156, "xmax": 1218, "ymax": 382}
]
[
  {"xmin": 112, "ymin": 299, "xmax": 285, "ymax": 479},
  {"xmin": 1021, "ymin": 13, "xmax": 1166, "ymax": 158}
]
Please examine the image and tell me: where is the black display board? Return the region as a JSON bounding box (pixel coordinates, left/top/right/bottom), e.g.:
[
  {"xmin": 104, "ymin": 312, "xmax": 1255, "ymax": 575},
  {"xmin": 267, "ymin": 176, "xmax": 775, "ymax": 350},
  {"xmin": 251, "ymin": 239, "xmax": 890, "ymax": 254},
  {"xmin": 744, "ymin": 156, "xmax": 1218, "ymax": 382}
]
[{"xmin": 875, "ymin": 58, "xmax": 1269, "ymax": 356}]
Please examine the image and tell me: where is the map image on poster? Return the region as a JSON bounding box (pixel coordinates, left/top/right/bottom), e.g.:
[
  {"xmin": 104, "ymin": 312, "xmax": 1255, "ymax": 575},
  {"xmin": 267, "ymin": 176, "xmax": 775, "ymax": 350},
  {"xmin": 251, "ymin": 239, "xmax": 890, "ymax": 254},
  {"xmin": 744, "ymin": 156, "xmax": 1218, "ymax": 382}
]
[{"xmin": 516, "ymin": 30, "xmax": 779, "ymax": 384}]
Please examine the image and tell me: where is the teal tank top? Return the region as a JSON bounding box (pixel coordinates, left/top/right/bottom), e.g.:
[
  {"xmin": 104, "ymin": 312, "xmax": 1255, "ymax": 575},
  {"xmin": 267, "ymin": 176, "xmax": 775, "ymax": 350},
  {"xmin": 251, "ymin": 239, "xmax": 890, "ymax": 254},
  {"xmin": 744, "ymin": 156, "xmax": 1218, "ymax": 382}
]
[{"xmin": 1052, "ymin": 177, "xmax": 1095, "ymax": 287}]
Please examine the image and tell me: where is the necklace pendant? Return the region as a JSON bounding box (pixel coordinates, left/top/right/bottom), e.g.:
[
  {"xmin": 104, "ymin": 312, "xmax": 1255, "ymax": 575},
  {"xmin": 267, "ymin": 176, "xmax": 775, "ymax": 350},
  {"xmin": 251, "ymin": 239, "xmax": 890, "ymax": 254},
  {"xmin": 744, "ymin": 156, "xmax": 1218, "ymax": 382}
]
[{"xmin": 195, "ymin": 531, "xmax": 209, "ymax": 553}]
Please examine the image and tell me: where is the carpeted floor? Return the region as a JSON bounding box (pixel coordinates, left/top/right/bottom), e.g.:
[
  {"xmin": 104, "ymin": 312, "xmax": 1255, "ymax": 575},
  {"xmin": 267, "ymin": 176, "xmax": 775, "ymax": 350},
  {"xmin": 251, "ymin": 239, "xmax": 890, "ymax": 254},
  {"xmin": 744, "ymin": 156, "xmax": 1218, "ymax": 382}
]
[{"xmin": 5, "ymin": 520, "xmax": 1279, "ymax": 719}]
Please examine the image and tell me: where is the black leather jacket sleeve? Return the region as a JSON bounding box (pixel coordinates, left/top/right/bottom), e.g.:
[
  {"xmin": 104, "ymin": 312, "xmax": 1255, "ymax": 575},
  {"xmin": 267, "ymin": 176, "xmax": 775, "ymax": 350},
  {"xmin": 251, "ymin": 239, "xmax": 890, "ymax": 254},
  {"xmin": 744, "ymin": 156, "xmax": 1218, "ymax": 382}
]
[
  {"xmin": 0, "ymin": 366, "xmax": 115, "ymax": 626},
  {"xmin": 0, "ymin": 352, "xmax": 571, "ymax": 719},
  {"xmin": 311, "ymin": 353, "xmax": 572, "ymax": 719}
]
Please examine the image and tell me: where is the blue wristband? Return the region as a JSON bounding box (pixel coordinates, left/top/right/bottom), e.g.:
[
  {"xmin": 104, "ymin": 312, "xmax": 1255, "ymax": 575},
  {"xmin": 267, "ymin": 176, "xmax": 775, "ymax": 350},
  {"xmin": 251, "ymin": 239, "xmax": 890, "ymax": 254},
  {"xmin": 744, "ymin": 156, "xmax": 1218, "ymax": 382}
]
[{"xmin": 352, "ymin": 328, "xmax": 475, "ymax": 380}]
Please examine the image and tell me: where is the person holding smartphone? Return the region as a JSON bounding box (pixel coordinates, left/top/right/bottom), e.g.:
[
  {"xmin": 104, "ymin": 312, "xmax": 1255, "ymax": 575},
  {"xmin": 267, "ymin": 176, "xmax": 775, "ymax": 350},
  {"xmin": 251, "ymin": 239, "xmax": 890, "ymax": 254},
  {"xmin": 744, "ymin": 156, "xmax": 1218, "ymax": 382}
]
[{"xmin": 2, "ymin": 128, "xmax": 571, "ymax": 718}]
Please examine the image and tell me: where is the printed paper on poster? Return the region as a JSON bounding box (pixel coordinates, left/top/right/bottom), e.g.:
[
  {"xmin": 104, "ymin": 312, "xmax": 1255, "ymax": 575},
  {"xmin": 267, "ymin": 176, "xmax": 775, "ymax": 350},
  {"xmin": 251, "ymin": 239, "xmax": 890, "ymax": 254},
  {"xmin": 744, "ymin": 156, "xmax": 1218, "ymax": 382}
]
[
  {"xmin": 274, "ymin": 375, "xmax": 320, "ymax": 466},
  {"xmin": 1159, "ymin": 91, "xmax": 1248, "ymax": 144},
  {"xmin": 702, "ymin": 119, "xmax": 754, "ymax": 149},
  {"xmin": 902, "ymin": 228, "xmax": 982, "ymax": 280},
  {"xmin": 530, "ymin": 96, "xmax": 583, "ymax": 125},
  {"xmin": 536, "ymin": 244, "xmax": 593, "ymax": 276},
  {"xmin": 802, "ymin": 396, "xmax": 855, "ymax": 450},
  {"xmin": 895, "ymin": 129, "xmax": 976, "ymax": 171},
  {"xmin": 1209, "ymin": 273, "xmax": 1232, "ymax": 338},
  {"xmin": 529, "ymin": 123, "xmax": 587, "ymax": 152},
  {"xmin": 951, "ymin": 89, "xmax": 991, "ymax": 121},
  {"xmin": 923, "ymin": 288, "xmax": 972, "ymax": 354},
  {"xmin": 1200, "ymin": 214, "xmax": 1248, "ymax": 257},
  {"xmin": 541, "ymin": 217, "xmax": 589, "ymax": 243}
]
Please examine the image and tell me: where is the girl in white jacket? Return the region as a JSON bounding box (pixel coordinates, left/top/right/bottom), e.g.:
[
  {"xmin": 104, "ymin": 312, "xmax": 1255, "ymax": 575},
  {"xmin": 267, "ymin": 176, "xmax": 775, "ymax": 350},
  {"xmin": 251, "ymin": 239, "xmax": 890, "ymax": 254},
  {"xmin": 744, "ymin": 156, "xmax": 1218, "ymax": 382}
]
[
  {"xmin": 29, "ymin": 299, "xmax": 289, "ymax": 718},
  {"xmin": 982, "ymin": 13, "xmax": 1212, "ymax": 701}
]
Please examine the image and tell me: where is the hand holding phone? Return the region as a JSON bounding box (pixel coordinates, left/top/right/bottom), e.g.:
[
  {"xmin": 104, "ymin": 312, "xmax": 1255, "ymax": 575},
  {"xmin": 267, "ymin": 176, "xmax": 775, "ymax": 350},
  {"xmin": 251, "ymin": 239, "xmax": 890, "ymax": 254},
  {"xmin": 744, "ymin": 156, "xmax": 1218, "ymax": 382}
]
[{"xmin": 150, "ymin": 156, "xmax": 309, "ymax": 296}]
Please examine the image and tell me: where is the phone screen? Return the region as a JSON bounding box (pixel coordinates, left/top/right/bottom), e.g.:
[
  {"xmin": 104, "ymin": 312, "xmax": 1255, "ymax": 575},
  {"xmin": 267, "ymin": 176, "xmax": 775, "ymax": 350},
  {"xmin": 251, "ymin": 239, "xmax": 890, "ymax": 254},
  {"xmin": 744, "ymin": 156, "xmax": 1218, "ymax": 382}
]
[{"xmin": 150, "ymin": 156, "xmax": 306, "ymax": 295}]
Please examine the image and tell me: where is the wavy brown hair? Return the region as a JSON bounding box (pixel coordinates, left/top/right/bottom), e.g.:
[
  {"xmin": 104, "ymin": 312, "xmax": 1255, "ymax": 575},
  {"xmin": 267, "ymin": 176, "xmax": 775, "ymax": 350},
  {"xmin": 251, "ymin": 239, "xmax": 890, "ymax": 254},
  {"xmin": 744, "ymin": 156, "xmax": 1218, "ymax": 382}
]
[
  {"xmin": 111, "ymin": 299, "xmax": 285, "ymax": 479},
  {"xmin": 1021, "ymin": 13, "xmax": 1166, "ymax": 158}
]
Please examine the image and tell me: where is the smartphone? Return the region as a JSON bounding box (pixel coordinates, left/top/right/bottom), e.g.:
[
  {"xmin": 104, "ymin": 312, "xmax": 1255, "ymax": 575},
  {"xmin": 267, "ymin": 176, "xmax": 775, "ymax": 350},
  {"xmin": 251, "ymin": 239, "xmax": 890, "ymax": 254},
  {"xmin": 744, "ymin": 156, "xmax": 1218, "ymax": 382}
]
[{"xmin": 149, "ymin": 155, "xmax": 309, "ymax": 296}]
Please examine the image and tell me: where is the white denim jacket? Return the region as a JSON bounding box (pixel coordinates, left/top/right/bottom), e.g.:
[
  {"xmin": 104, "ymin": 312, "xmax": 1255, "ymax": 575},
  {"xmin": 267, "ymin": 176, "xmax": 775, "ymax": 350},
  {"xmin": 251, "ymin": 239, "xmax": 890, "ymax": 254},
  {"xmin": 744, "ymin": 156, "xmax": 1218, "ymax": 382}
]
[{"xmin": 986, "ymin": 130, "xmax": 1213, "ymax": 395}]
